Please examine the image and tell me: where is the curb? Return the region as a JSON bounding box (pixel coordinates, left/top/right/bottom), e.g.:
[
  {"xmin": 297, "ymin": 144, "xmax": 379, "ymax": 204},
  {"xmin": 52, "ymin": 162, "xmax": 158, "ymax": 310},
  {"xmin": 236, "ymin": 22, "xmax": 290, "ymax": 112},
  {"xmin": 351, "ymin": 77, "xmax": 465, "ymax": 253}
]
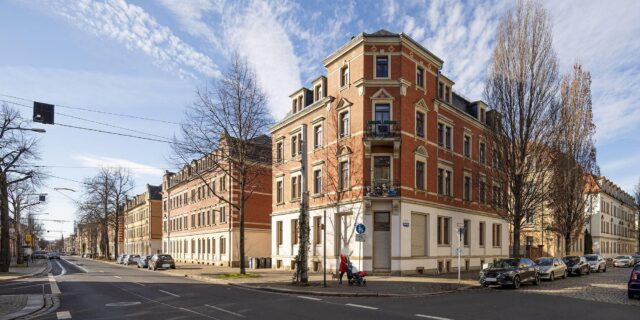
[
  {"xmin": 228, "ymin": 282, "xmax": 480, "ymax": 298},
  {"xmin": 0, "ymin": 294, "xmax": 45, "ymax": 320},
  {"xmin": 0, "ymin": 261, "xmax": 50, "ymax": 284}
]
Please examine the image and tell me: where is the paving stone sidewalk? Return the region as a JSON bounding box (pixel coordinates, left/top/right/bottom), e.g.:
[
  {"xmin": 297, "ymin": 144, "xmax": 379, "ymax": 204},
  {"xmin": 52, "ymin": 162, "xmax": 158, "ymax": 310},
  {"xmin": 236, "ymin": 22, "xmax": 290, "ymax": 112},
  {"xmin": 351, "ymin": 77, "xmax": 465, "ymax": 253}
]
[
  {"xmin": 0, "ymin": 259, "xmax": 47, "ymax": 283},
  {"xmin": 158, "ymin": 261, "xmax": 479, "ymax": 296}
]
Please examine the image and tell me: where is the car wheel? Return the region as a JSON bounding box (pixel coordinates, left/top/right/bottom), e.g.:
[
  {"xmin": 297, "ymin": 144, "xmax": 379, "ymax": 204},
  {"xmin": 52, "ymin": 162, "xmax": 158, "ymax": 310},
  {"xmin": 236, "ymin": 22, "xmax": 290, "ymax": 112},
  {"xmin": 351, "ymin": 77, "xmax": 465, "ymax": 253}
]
[
  {"xmin": 603, "ymin": 266, "xmax": 606, "ymax": 272},
  {"xmin": 513, "ymin": 275, "xmax": 521, "ymax": 289},
  {"xmin": 533, "ymin": 274, "xmax": 540, "ymax": 286},
  {"xmin": 587, "ymin": 267, "xmax": 591, "ymax": 275},
  {"xmin": 563, "ymin": 270, "xmax": 568, "ymax": 279},
  {"xmin": 549, "ymin": 272, "xmax": 554, "ymax": 281}
]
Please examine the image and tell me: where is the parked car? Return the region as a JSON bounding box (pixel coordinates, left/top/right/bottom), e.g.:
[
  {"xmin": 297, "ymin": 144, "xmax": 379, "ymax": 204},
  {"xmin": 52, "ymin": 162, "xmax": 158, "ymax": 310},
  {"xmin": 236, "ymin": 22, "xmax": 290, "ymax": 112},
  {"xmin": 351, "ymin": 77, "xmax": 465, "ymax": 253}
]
[
  {"xmin": 33, "ymin": 251, "xmax": 47, "ymax": 259},
  {"xmin": 126, "ymin": 254, "xmax": 140, "ymax": 265},
  {"xmin": 149, "ymin": 254, "xmax": 176, "ymax": 271},
  {"xmin": 584, "ymin": 254, "xmax": 607, "ymax": 272},
  {"xmin": 632, "ymin": 255, "xmax": 640, "ymax": 264},
  {"xmin": 137, "ymin": 255, "xmax": 151, "ymax": 268},
  {"xmin": 47, "ymin": 251, "xmax": 60, "ymax": 260},
  {"xmin": 628, "ymin": 263, "xmax": 640, "ymax": 299},
  {"xmin": 614, "ymin": 255, "xmax": 635, "ymax": 268},
  {"xmin": 563, "ymin": 256, "xmax": 590, "ymax": 276},
  {"xmin": 116, "ymin": 254, "xmax": 125, "ymax": 264},
  {"xmin": 534, "ymin": 257, "xmax": 567, "ymax": 281},
  {"xmin": 479, "ymin": 258, "xmax": 540, "ymax": 289}
]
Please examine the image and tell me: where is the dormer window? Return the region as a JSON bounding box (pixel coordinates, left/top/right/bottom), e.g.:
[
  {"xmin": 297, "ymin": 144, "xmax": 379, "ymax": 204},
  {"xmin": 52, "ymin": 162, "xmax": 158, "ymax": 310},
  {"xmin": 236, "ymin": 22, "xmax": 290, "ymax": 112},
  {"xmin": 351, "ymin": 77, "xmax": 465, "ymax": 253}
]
[
  {"xmin": 292, "ymin": 99, "xmax": 298, "ymax": 113},
  {"xmin": 480, "ymin": 107, "xmax": 486, "ymax": 123},
  {"xmin": 375, "ymin": 55, "xmax": 389, "ymax": 78},
  {"xmin": 340, "ymin": 66, "xmax": 349, "ymax": 87},
  {"xmin": 314, "ymin": 85, "xmax": 322, "ymax": 101},
  {"xmin": 298, "ymin": 96, "xmax": 303, "ymax": 111}
]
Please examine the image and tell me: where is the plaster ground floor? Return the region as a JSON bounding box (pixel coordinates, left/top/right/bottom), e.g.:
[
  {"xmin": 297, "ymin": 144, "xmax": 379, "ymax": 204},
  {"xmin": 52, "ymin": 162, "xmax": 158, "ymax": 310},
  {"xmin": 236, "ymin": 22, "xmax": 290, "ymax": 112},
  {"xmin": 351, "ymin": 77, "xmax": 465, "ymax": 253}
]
[
  {"xmin": 162, "ymin": 228, "xmax": 271, "ymax": 267},
  {"xmin": 271, "ymin": 199, "xmax": 509, "ymax": 275},
  {"xmin": 592, "ymin": 235, "xmax": 637, "ymax": 259},
  {"xmin": 124, "ymin": 238, "xmax": 162, "ymax": 256}
]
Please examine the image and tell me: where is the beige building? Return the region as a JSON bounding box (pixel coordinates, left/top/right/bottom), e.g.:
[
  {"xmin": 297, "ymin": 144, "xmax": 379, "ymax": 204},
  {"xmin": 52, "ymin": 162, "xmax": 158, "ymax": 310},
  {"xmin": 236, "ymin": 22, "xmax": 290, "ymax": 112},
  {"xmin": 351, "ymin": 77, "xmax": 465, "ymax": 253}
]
[{"xmin": 124, "ymin": 184, "xmax": 163, "ymax": 255}]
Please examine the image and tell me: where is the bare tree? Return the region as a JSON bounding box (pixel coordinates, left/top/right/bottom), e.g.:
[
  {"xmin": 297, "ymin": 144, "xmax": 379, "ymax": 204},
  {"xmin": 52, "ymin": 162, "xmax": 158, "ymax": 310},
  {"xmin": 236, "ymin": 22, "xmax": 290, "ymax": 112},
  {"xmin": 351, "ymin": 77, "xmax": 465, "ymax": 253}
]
[
  {"xmin": 108, "ymin": 168, "xmax": 134, "ymax": 257},
  {"xmin": 9, "ymin": 178, "xmax": 44, "ymax": 264},
  {"xmin": 171, "ymin": 54, "xmax": 272, "ymax": 274},
  {"xmin": 634, "ymin": 178, "xmax": 640, "ymax": 253},
  {"xmin": 484, "ymin": 0, "xmax": 560, "ymax": 257},
  {"xmin": 547, "ymin": 63, "xmax": 598, "ymax": 256},
  {"xmin": 0, "ymin": 104, "xmax": 41, "ymax": 272}
]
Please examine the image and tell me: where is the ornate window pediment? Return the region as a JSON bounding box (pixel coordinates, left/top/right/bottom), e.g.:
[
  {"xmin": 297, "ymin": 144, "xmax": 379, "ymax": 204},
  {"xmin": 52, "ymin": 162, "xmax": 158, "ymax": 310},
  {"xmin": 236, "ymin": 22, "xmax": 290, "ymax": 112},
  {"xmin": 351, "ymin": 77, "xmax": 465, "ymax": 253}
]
[
  {"xmin": 414, "ymin": 98, "xmax": 430, "ymax": 112},
  {"xmin": 370, "ymin": 88, "xmax": 394, "ymax": 100}
]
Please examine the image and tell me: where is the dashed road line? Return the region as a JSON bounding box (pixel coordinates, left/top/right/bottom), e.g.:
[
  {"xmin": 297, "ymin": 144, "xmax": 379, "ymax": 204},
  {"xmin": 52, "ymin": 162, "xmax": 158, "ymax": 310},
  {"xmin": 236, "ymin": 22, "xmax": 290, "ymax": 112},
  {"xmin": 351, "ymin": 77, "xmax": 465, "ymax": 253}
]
[
  {"xmin": 56, "ymin": 311, "xmax": 72, "ymax": 319},
  {"xmin": 159, "ymin": 289, "xmax": 180, "ymax": 297},
  {"xmin": 116, "ymin": 286, "xmax": 220, "ymax": 319},
  {"xmin": 133, "ymin": 282, "xmax": 146, "ymax": 286},
  {"xmin": 113, "ymin": 276, "xmax": 122, "ymax": 279},
  {"xmin": 48, "ymin": 273, "xmax": 61, "ymax": 294},
  {"xmin": 345, "ymin": 303, "xmax": 378, "ymax": 310},
  {"xmin": 416, "ymin": 314, "xmax": 454, "ymax": 320},
  {"xmin": 205, "ymin": 304, "xmax": 246, "ymax": 318},
  {"xmin": 297, "ymin": 295, "xmax": 322, "ymax": 301}
]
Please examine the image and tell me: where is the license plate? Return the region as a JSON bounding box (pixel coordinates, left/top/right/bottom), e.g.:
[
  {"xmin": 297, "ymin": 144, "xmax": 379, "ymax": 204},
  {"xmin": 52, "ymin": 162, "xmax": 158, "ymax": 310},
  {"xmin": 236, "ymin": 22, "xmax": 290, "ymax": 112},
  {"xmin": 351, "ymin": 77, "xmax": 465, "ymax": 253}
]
[
  {"xmin": 162, "ymin": 264, "xmax": 170, "ymax": 268},
  {"xmin": 484, "ymin": 277, "xmax": 497, "ymax": 282}
]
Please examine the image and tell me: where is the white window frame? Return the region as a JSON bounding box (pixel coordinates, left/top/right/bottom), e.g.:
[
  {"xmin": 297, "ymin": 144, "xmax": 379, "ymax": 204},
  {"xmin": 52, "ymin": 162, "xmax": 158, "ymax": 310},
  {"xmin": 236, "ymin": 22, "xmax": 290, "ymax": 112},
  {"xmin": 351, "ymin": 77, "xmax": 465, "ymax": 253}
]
[{"xmin": 373, "ymin": 54, "xmax": 391, "ymax": 79}]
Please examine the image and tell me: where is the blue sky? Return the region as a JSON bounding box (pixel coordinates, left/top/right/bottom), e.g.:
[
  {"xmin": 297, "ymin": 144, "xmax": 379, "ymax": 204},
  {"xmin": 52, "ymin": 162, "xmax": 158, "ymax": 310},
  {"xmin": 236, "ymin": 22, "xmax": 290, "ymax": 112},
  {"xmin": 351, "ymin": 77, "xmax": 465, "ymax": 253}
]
[{"xmin": 1, "ymin": 0, "xmax": 638, "ymax": 239}]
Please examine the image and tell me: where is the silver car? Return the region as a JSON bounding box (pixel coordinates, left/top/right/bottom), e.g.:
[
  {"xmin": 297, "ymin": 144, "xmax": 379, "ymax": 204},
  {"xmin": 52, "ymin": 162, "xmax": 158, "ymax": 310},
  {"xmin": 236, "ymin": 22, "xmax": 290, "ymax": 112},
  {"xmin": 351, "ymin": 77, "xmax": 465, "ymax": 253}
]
[
  {"xmin": 614, "ymin": 255, "xmax": 635, "ymax": 268},
  {"xmin": 535, "ymin": 257, "xmax": 567, "ymax": 281},
  {"xmin": 584, "ymin": 254, "xmax": 607, "ymax": 272}
]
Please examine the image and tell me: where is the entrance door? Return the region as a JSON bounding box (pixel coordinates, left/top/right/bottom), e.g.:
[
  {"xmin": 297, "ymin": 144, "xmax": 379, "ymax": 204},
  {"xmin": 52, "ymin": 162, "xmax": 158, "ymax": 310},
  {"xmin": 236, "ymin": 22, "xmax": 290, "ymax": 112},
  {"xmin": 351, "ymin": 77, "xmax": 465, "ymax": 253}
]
[{"xmin": 373, "ymin": 212, "xmax": 391, "ymax": 272}]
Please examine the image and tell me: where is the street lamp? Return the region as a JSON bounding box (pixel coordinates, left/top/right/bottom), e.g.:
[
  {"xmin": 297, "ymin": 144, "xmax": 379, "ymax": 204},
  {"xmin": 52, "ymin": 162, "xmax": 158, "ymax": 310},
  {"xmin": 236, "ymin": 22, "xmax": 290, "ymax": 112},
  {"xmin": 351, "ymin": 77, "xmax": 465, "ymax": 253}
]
[
  {"xmin": 7, "ymin": 127, "xmax": 46, "ymax": 133},
  {"xmin": 53, "ymin": 188, "xmax": 76, "ymax": 192}
]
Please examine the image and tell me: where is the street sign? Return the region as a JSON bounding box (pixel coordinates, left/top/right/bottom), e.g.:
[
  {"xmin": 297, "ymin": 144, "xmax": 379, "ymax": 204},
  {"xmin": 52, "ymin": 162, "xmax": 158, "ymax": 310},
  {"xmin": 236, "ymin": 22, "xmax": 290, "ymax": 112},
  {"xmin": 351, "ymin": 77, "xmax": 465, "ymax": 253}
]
[
  {"xmin": 355, "ymin": 234, "xmax": 365, "ymax": 242},
  {"xmin": 355, "ymin": 223, "xmax": 366, "ymax": 234}
]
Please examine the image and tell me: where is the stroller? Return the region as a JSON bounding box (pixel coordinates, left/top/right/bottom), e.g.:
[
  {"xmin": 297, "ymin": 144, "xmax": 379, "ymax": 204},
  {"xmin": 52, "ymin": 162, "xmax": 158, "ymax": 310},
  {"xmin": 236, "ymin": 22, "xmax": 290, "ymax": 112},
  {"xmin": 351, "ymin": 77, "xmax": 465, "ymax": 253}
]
[{"xmin": 346, "ymin": 262, "xmax": 367, "ymax": 286}]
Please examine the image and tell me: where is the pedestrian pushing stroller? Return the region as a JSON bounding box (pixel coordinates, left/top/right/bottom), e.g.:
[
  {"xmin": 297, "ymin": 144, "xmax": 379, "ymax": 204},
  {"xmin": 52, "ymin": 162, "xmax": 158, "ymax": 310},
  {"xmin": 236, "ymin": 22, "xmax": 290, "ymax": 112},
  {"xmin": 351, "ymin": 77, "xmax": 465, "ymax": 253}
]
[{"xmin": 346, "ymin": 262, "xmax": 367, "ymax": 286}]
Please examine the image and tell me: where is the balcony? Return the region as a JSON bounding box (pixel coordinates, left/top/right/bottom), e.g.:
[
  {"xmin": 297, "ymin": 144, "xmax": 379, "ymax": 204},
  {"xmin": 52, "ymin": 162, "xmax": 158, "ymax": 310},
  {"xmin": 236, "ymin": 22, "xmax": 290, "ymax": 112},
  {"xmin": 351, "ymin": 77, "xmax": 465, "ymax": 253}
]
[
  {"xmin": 363, "ymin": 120, "xmax": 401, "ymax": 157},
  {"xmin": 364, "ymin": 179, "xmax": 401, "ymax": 198}
]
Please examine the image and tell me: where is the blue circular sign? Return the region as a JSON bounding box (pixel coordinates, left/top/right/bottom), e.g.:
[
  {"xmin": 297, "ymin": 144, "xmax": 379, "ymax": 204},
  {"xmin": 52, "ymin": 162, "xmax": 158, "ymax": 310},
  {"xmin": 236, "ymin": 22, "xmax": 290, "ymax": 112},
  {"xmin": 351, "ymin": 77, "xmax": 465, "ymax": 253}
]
[{"xmin": 355, "ymin": 223, "xmax": 366, "ymax": 234}]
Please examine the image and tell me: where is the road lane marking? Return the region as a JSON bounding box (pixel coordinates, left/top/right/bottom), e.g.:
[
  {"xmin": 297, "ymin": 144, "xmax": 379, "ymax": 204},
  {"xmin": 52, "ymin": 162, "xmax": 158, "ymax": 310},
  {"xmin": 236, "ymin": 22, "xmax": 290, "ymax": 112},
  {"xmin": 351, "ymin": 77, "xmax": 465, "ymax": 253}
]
[
  {"xmin": 297, "ymin": 296, "xmax": 322, "ymax": 301},
  {"xmin": 133, "ymin": 282, "xmax": 146, "ymax": 286},
  {"xmin": 416, "ymin": 314, "xmax": 454, "ymax": 320},
  {"xmin": 159, "ymin": 289, "xmax": 180, "ymax": 297},
  {"xmin": 64, "ymin": 259, "xmax": 89, "ymax": 273},
  {"xmin": 117, "ymin": 286, "xmax": 221, "ymax": 319},
  {"xmin": 56, "ymin": 311, "xmax": 72, "ymax": 319},
  {"xmin": 345, "ymin": 303, "xmax": 378, "ymax": 310},
  {"xmin": 205, "ymin": 304, "xmax": 246, "ymax": 318},
  {"xmin": 48, "ymin": 273, "xmax": 61, "ymax": 294},
  {"xmin": 55, "ymin": 260, "xmax": 66, "ymax": 276},
  {"xmin": 113, "ymin": 276, "xmax": 122, "ymax": 279}
]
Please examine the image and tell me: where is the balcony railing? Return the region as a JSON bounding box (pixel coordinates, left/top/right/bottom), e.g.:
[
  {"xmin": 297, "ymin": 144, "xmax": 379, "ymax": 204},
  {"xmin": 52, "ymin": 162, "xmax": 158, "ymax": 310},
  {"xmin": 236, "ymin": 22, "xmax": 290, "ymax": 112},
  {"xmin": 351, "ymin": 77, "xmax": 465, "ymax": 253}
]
[
  {"xmin": 365, "ymin": 120, "xmax": 399, "ymax": 139},
  {"xmin": 365, "ymin": 179, "xmax": 400, "ymax": 197}
]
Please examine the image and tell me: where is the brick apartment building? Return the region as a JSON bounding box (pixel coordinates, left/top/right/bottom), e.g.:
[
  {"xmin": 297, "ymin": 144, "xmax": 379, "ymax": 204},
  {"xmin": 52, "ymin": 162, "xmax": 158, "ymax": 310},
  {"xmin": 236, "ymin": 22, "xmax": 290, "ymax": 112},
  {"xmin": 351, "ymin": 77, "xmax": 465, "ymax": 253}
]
[
  {"xmin": 271, "ymin": 30, "xmax": 508, "ymax": 275},
  {"xmin": 124, "ymin": 184, "xmax": 163, "ymax": 255},
  {"xmin": 161, "ymin": 135, "xmax": 272, "ymax": 266}
]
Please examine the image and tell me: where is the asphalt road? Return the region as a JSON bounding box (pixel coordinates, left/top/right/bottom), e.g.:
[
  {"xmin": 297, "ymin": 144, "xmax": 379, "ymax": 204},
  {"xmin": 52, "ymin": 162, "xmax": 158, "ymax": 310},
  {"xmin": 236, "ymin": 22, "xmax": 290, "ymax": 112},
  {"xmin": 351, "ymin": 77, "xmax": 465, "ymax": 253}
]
[{"xmin": 16, "ymin": 257, "xmax": 638, "ymax": 320}]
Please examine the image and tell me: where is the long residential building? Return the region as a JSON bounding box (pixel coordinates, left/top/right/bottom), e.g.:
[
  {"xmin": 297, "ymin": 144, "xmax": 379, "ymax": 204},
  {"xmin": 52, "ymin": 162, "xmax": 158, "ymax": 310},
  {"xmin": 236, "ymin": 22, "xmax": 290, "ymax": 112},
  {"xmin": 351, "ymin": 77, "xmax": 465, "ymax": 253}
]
[
  {"xmin": 270, "ymin": 29, "xmax": 508, "ymax": 275},
  {"xmin": 124, "ymin": 184, "xmax": 163, "ymax": 255},
  {"xmin": 161, "ymin": 135, "xmax": 272, "ymax": 267},
  {"xmin": 585, "ymin": 176, "xmax": 637, "ymax": 258}
]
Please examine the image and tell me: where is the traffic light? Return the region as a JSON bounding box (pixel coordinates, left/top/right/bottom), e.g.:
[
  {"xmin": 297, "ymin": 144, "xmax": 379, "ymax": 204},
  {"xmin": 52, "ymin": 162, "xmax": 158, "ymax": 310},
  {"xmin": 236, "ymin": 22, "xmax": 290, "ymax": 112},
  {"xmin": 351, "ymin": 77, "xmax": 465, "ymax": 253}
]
[{"xmin": 33, "ymin": 101, "xmax": 54, "ymax": 124}]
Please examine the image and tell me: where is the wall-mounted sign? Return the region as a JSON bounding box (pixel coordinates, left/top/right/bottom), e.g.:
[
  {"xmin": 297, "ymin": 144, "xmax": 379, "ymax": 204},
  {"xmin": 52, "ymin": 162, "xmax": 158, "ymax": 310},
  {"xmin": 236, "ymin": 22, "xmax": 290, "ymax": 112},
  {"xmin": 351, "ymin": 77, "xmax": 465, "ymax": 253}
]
[{"xmin": 402, "ymin": 220, "xmax": 410, "ymax": 227}]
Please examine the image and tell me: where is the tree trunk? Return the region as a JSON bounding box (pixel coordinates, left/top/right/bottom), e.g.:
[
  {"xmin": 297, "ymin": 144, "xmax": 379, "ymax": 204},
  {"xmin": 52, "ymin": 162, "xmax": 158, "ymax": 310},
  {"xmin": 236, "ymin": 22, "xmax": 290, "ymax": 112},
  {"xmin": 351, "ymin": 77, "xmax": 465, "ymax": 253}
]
[
  {"xmin": 114, "ymin": 209, "xmax": 119, "ymax": 257},
  {"xmin": 512, "ymin": 226, "xmax": 521, "ymax": 258},
  {"xmin": 564, "ymin": 235, "xmax": 572, "ymax": 256},
  {"xmin": 239, "ymin": 177, "xmax": 245, "ymax": 275},
  {"xmin": 0, "ymin": 172, "xmax": 10, "ymax": 272},
  {"xmin": 297, "ymin": 192, "xmax": 309, "ymax": 283}
]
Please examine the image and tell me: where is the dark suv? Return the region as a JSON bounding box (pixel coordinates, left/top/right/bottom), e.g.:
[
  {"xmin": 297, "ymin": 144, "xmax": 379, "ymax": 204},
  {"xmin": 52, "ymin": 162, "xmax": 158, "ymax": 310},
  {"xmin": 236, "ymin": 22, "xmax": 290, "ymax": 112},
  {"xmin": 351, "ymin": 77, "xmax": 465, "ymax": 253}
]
[
  {"xmin": 479, "ymin": 258, "xmax": 540, "ymax": 289},
  {"xmin": 563, "ymin": 256, "xmax": 590, "ymax": 276},
  {"xmin": 629, "ymin": 263, "xmax": 640, "ymax": 299},
  {"xmin": 149, "ymin": 254, "xmax": 175, "ymax": 270}
]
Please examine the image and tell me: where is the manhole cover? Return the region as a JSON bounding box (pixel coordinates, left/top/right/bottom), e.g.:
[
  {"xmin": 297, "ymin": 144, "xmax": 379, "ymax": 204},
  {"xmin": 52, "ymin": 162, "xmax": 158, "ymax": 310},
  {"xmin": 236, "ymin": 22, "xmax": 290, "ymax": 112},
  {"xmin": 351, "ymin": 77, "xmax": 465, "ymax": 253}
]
[{"xmin": 105, "ymin": 302, "xmax": 141, "ymax": 307}]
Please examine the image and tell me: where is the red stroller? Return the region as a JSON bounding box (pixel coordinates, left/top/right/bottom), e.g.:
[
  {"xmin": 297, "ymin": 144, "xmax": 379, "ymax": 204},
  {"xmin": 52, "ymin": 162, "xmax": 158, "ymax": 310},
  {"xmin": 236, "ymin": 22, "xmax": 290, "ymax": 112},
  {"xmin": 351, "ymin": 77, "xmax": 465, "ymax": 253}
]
[{"xmin": 346, "ymin": 262, "xmax": 367, "ymax": 286}]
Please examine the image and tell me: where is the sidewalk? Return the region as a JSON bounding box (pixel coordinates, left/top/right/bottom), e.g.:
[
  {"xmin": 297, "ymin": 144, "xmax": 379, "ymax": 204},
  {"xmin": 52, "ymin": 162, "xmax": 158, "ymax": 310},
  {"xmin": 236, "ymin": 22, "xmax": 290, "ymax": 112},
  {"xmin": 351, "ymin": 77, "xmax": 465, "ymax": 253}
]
[
  {"xmin": 0, "ymin": 259, "xmax": 48, "ymax": 283},
  {"xmin": 159, "ymin": 261, "xmax": 480, "ymax": 297}
]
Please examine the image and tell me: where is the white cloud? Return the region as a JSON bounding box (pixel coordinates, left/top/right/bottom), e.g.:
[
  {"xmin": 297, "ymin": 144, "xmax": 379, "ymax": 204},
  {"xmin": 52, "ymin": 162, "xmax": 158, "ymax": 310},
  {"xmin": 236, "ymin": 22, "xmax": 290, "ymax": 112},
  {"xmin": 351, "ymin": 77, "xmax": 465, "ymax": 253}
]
[
  {"xmin": 31, "ymin": 0, "xmax": 220, "ymax": 79},
  {"xmin": 73, "ymin": 154, "xmax": 165, "ymax": 178}
]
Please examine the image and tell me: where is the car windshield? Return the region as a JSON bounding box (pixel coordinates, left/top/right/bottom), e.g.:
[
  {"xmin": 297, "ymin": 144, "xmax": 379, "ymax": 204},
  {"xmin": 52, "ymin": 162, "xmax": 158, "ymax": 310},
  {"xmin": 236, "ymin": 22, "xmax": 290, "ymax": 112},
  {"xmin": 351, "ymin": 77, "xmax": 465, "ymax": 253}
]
[
  {"xmin": 493, "ymin": 259, "xmax": 519, "ymax": 268},
  {"xmin": 535, "ymin": 258, "xmax": 552, "ymax": 266},
  {"xmin": 615, "ymin": 256, "xmax": 628, "ymax": 259},
  {"xmin": 584, "ymin": 256, "xmax": 597, "ymax": 261},
  {"xmin": 563, "ymin": 256, "xmax": 579, "ymax": 264},
  {"xmin": 159, "ymin": 255, "xmax": 172, "ymax": 260}
]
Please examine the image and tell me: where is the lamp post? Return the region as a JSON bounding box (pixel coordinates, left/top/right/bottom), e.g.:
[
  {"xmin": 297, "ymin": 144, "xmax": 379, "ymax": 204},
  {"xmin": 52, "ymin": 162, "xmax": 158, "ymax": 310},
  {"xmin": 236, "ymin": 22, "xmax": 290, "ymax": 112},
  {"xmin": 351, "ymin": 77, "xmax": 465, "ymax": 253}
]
[{"xmin": 6, "ymin": 127, "xmax": 46, "ymax": 133}]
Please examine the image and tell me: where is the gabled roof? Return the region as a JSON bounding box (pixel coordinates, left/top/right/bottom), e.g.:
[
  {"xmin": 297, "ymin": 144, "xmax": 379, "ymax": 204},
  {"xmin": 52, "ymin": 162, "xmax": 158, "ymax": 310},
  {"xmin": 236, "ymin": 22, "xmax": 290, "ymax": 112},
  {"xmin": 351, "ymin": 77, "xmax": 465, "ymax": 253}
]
[{"xmin": 364, "ymin": 29, "xmax": 399, "ymax": 37}]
